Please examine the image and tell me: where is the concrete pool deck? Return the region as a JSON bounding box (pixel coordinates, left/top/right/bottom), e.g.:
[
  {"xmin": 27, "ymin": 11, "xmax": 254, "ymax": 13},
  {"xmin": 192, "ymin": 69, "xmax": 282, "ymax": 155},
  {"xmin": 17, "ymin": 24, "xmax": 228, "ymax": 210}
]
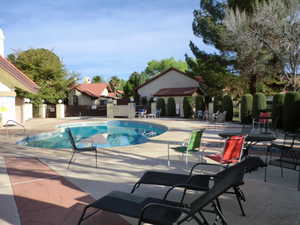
[{"xmin": 0, "ymin": 117, "xmax": 299, "ymax": 225}]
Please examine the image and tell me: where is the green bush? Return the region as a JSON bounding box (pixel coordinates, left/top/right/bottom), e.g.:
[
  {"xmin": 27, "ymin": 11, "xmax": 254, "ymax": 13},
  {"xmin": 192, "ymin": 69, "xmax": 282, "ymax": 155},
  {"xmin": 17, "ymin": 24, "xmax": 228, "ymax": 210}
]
[
  {"xmin": 195, "ymin": 96, "xmax": 205, "ymax": 111},
  {"xmin": 283, "ymin": 92, "xmax": 300, "ymax": 132},
  {"xmin": 252, "ymin": 92, "xmax": 267, "ymax": 119},
  {"xmin": 222, "ymin": 95, "xmax": 233, "ymax": 121},
  {"xmin": 183, "ymin": 97, "xmax": 193, "ymax": 118},
  {"xmin": 213, "ymin": 95, "xmax": 223, "ymax": 113},
  {"xmin": 272, "ymin": 93, "xmax": 285, "ymax": 129},
  {"xmin": 167, "ymin": 97, "xmax": 176, "ymax": 116},
  {"xmin": 241, "ymin": 94, "xmax": 253, "ymax": 124},
  {"xmin": 157, "ymin": 98, "xmax": 166, "ymax": 116}
]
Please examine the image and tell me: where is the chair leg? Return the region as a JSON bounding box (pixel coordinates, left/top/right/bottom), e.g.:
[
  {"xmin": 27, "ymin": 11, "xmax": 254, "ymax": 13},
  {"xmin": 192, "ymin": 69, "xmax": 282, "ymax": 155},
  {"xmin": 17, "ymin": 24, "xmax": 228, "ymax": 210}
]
[
  {"xmin": 213, "ymin": 202, "xmax": 228, "ymax": 225},
  {"xmin": 95, "ymin": 149, "xmax": 98, "ymax": 168},
  {"xmin": 131, "ymin": 182, "xmax": 141, "ymax": 193},
  {"xmin": 77, "ymin": 205, "xmax": 90, "ymax": 225},
  {"xmin": 67, "ymin": 151, "xmax": 76, "ymax": 169},
  {"xmin": 167, "ymin": 144, "xmax": 170, "ymax": 167},
  {"xmin": 233, "ymin": 187, "xmax": 246, "ymax": 216}
]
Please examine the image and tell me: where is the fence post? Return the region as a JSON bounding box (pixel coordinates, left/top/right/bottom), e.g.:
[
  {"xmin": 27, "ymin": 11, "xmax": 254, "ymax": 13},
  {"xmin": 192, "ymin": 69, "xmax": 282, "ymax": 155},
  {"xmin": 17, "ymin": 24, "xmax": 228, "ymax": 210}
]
[
  {"xmin": 128, "ymin": 102, "xmax": 136, "ymax": 119},
  {"xmin": 56, "ymin": 100, "xmax": 65, "ymax": 119},
  {"xmin": 151, "ymin": 102, "xmax": 157, "ymax": 116},
  {"xmin": 208, "ymin": 102, "xmax": 214, "ymax": 120},
  {"xmin": 39, "ymin": 104, "xmax": 47, "ymax": 118},
  {"xmin": 22, "ymin": 98, "xmax": 33, "ymax": 122},
  {"xmin": 107, "ymin": 102, "xmax": 114, "ymax": 118}
]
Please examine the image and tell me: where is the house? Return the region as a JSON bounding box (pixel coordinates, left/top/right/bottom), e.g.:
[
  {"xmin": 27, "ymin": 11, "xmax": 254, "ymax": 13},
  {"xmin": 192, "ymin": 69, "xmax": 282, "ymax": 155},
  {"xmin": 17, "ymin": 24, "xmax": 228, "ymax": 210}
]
[
  {"xmin": 68, "ymin": 81, "xmax": 117, "ymax": 106},
  {"xmin": 0, "ymin": 28, "xmax": 39, "ymax": 124},
  {"xmin": 136, "ymin": 67, "xmax": 204, "ymax": 116}
]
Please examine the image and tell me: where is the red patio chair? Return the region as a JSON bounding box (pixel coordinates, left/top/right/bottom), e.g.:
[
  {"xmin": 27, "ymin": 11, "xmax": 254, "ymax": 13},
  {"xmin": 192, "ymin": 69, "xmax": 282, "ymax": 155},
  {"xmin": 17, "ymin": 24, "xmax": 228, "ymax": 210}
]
[{"xmin": 206, "ymin": 135, "xmax": 246, "ymax": 164}]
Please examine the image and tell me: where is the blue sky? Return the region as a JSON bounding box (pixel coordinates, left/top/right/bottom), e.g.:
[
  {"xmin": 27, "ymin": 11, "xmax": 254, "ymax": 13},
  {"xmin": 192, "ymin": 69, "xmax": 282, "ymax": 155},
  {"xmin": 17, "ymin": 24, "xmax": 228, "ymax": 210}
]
[{"xmin": 0, "ymin": 0, "xmax": 215, "ymax": 80}]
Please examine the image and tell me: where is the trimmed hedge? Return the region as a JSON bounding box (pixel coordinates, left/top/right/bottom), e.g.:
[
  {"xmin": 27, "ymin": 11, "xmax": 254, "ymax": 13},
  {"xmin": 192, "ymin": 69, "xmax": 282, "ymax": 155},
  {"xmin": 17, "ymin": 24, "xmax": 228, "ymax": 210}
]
[
  {"xmin": 222, "ymin": 95, "xmax": 233, "ymax": 121},
  {"xmin": 157, "ymin": 98, "xmax": 166, "ymax": 116},
  {"xmin": 213, "ymin": 96, "xmax": 223, "ymax": 113},
  {"xmin": 167, "ymin": 97, "xmax": 176, "ymax": 116},
  {"xmin": 252, "ymin": 92, "xmax": 267, "ymax": 119},
  {"xmin": 195, "ymin": 96, "xmax": 205, "ymax": 111},
  {"xmin": 183, "ymin": 96, "xmax": 193, "ymax": 118},
  {"xmin": 283, "ymin": 92, "xmax": 300, "ymax": 132},
  {"xmin": 241, "ymin": 94, "xmax": 253, "ymax": 124},
  {"xmin": 272, "ymin": 93, "xmax": 285, "ymax": 129}
]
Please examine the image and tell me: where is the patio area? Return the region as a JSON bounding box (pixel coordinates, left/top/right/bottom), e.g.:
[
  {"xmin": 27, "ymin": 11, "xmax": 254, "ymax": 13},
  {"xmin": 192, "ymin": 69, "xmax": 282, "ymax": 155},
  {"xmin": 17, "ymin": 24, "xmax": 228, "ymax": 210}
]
[{"xmin": 0, "ymin": 118, "xmax": 299, "ymax": 225}]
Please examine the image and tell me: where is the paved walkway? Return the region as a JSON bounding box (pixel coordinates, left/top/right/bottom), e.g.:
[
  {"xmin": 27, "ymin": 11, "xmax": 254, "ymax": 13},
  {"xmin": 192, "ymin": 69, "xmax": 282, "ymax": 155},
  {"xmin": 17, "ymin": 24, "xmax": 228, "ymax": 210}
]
[{"xmin": 0, "ymin": 118, "xmax": 299, "ymax": 225}]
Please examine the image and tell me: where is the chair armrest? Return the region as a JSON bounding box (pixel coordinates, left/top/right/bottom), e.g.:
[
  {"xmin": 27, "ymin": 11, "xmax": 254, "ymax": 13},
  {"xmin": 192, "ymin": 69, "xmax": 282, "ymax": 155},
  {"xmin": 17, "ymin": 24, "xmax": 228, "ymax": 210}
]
[{"xmin": 189, "ymin": 162, "xmax": 226, "ymax": 176}]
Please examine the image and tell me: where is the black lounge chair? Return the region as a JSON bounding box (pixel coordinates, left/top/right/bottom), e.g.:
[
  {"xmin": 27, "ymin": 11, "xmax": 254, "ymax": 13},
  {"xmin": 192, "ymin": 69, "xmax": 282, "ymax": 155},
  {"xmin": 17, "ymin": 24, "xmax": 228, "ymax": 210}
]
[
  {"xmin": 77, "ymin": 160, "xmax": 247, "ymax": 225},
  {"xmin": 65, "ymin": 128, "xmax": 98, "ymax": 168},
  {"xmin": 131, "ymin": 156, "xmax": 266, "ymax": 216}
]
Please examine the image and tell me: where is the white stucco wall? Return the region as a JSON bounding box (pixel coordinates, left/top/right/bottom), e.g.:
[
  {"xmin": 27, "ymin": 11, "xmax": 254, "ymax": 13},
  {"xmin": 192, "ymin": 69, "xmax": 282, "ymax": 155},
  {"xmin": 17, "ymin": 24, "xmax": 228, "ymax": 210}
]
[
  {"xmin": 101, "ymin": 88, "xmax": 108, "ymax": 96},
  {"xmin": 0, "ymin": 82, "xmax": 16, "ymax": 124},
  {"xmin": 0, "ymin": 83, "xmax": 11, "ymax": 91},
  {"xmin": 69, "ymin": 88, "xmax": 109, "ymax": 105},
  {"xmin": 137, "ymin": 70, "xmax": 199, "ymax": 98},
  {"xmin": 0, "ymin": 96, "xmax": 16, "ymax": 124}
]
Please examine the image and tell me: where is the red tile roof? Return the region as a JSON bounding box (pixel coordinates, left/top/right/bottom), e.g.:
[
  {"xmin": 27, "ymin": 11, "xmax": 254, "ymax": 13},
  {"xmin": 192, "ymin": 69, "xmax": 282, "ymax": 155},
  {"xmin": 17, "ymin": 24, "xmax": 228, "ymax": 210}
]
[
  {"xmin": 153, "ymin": 87, "xmax": 199, "ymax": 97},
  {"xmin": 136, "ymin": 67, "xmax": 203, "ymax": 91},
  {"xmin": 108, "ymin": 92, "xmax": 116, "ymax": 97},
  {"xmin": 73, "ymin": 83, "xmax": 108, "ymax": 98},
  {"xmin": 0, "ymin": 55, "xmax": 39, "ymax": 93}
]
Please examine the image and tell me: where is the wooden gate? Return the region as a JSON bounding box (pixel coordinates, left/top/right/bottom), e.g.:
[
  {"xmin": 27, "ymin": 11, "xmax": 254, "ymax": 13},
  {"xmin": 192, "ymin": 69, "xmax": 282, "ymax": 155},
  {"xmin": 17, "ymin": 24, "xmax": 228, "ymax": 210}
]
[
  {"xmin": 46, "ymin": 104, "xmax": 56, "ymax": 118},
  {"xmin": 65, "ymin": 105, "xmax": 107, "ymax": 117}
]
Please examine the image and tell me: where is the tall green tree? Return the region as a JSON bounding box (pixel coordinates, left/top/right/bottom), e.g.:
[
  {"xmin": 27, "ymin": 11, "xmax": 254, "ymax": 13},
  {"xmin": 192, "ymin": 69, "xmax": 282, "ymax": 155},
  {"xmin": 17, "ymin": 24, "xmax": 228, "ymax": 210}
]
[
  {"xmin": 189, "ymin": 0, "xmax": 277, "ymax": 95},
  {"xmin": 185, "ymin": 44, "xmax": 231, "ymax": 96},
  {"xmin": 223, "ymin": 0, "xmax": 300, "ymax": 91},
  {"xmin": 8, "ymin": 48, "xmax": 75, "ymax": 104},
  {"xmin": 143, "ymin": 57, "xmax": 188, "ymax": 77},
  {"xmin": 92, "ymin": 75, "xmax": 104, "ymax": 83},
  {"xmin": 123, "ymin": 72, "xmax": 144, "ymax": 101},
  {"xmin": 108, "ymin": 76, "xmax": 123, "ymax": 92}
]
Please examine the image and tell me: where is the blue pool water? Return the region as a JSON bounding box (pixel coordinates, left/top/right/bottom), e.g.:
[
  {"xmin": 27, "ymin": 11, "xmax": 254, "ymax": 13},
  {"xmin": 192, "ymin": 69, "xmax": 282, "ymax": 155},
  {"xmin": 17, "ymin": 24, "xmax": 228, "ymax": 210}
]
[{"xmin": 19, "ymin": 120, "xmax": 167, "ymax": 149}]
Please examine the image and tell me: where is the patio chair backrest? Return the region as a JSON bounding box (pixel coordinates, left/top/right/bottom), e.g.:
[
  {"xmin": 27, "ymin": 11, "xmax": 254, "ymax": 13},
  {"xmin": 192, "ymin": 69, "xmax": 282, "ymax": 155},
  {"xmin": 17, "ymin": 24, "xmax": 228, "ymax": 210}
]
[
  {"xmin": 65, "ymin": 128, "xmax": 77, "ymax": 150},
  {"xmin": 187, "ymin": 129, "xmax": 204, "ymax": 151},
  {"xmin": 215, "ymin": 156, "xmax": 266, "ymax": 185},
  {"xmin": 190, "ymin": 161, "xmax": 244, "ymax": 213},
  {"xmin": 222, "ymin": 135, "xmax": 245, "ymax": 162},
  {"xmin": 258, "ymin": 112, "xmax": 271, "ymax": 123}
]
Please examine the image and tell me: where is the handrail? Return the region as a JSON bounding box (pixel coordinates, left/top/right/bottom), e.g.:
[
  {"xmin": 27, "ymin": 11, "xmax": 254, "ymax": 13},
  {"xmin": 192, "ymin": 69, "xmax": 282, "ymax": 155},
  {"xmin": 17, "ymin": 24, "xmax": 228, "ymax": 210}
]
[{"xmin": 4, "ymin": 120, "xmax": 26, "ymax": 138}]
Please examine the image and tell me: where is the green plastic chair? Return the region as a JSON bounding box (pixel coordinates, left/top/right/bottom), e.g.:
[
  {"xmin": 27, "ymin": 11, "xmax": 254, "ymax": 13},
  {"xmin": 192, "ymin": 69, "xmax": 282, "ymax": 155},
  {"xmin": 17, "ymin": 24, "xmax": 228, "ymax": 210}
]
[{"xmin": 168, "ymin": 129, "xmax": 204, "ymax": 169}]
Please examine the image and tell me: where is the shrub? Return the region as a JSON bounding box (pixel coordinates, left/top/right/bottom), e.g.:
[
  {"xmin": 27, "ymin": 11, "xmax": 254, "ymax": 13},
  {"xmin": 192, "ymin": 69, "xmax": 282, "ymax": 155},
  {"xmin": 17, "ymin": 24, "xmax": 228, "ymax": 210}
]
[
  {"xmin": 283, "ymin": 92, "xmax": 300, "ymax": 132},
  {"xmin": 213, "ymin": 95, "xmax": 223, "ymax": 113},
  {"xmin": 167, "ymin": 97, "xmax": 176, "ymax": 116},
  {"xmin": 222, "ymin": 95, "xmax": 233, "ymax": 121},
  {"xmin": 157, "ymin": 98, "xmax": 166, "ymax": 116},
  {"xmin": 241, "ymin": 94, "xmax": 253, "ymax": 124},
  {"xmin": 272, "ymin": 93, "xmax": 285, "ymax": 129},
  {"xmin": 195, "ymin": 96, "xmax": 205, "ymax": 111},
  {"xmin": 252, "ymin": 92, "xmax": 267, "ymax": 119},
  {"xmin": 183, "ymin": 96, "xmax": 193, "ymax": 118}
]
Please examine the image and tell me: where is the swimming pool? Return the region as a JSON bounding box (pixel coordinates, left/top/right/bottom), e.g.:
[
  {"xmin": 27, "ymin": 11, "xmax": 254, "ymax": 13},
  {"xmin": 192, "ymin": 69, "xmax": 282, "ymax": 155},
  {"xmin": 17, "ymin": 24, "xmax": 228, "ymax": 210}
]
[{"xmin": 19, "ymin": 120, "xmax": 168, "ymax": 149}]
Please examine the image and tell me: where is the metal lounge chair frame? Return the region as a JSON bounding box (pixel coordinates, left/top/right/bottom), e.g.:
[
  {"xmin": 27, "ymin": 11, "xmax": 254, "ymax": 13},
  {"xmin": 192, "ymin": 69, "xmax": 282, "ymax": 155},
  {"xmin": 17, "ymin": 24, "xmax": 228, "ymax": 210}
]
[
  {"xmin": 65, "ymin": 128, "xmax": 98, "ymax": 169},
  {"xmin": 131, "ymin": 156, "xmax": 266, "ymax": 217},
  {"xmin": 205, "ymin": 135, "xmax": 246, "ymax": 165},
  {"xmin": 264, "ymin": 133, "xmax": 300, "ymax": 190},
  {"xmin": 77, "ymin": 160, "xmax": 249, "ymax": 225},
  {"xmin": 168, "ymin": 129, "xmax": 205, "ymax": 169}
]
